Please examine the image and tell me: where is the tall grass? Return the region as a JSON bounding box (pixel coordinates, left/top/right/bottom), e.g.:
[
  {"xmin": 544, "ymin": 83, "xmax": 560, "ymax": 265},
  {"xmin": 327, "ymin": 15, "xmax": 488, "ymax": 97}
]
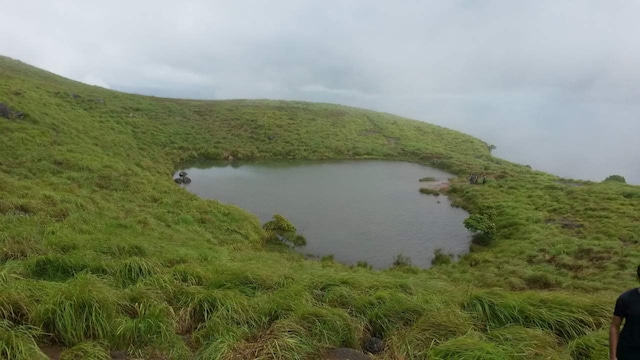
[
  {"xmin": 115, "ymin": 257, "xmax": 158, "ymax": 287},
  {"xmin": 567, "ymin": 330, "xmax": 609, "ymax": 360},
  {"xmin": 0, "ymin": 320, "xmax": 47, "ymax": 360},
  {"xmin": 386, "ymin": 304, "xmax": 475, "ymax": 358},
  {"xmin": 486, "ymin": 325, "xmax": 569, "ymax": 359},
  {"xmin": 427, "ymin": 331, "xmax": 509, "ymax": 360},
  {"xmin": 175, "ymin": 287, "xmax": 249, "ymax": 334},
  {"xmin": 34, "ymin": 274, "xmax": 119, "ymax": 346},
  {"xmin": 115, "ymin": 302, "xmax": 174, "ymax": 347},
  {"xmin": 0, "ymin": 278, "xmax": 40, "ymax": 325},
  {"xmin": 463, "ymin": 291, "xmax": 610, "ymax": 340}
]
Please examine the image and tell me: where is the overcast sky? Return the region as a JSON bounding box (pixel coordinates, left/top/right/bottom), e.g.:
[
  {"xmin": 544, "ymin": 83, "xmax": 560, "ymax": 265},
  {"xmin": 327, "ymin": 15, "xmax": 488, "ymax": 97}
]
[{"xmin": 1, "ymin": 1, "xmax": 638, "ymax": 183}]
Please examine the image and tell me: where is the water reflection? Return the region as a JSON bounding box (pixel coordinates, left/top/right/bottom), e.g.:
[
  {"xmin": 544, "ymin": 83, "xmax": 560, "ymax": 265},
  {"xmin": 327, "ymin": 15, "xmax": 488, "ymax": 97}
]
[{"xmin": 178, "ymin": 160, "xmax": 471, "ymax": 269}]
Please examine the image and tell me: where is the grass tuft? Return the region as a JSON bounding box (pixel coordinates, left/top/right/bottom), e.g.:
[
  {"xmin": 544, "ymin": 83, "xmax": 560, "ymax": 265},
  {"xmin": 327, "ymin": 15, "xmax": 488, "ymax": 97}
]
[
  {"xmin": 0, "ymin": 320, "xmax": 47, "ymax": 360},
  {"xmin": 427, "ymin": 331, "xmax": 509, "ymax": 359},
  {"xmin": 60, "ymin": 341, "xmax": 110, "ymax": 360},
  {"xmin": 463, "ymin": 291, "xmax": 609, "ymax": 340},
  {"xmin": 34, "ymin": 274, "xmax": 119, "ymax": 346},
  {"xmin": 115, "ymin": 302, "xmax": 175, "ymax": 348},
  {"xmin": 175, "ymin": 287, "xmax": 249, "ymax": 334},
  {"xmin": 115, "ymin": 257, "xmax": 158, "ymax": 286},
  {"xmin": 567, "ymin": 330, "xmax": 609, "ymax": 360},
  {"xmin": 26, "ymin": 253, "xmax": 109, "ymax": 281}
]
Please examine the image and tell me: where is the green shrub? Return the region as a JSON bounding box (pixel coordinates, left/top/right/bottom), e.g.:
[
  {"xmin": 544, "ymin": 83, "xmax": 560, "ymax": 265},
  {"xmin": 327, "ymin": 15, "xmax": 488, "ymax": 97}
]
[
  {"xmin": 263, "ymin": 214, "xmax": 306, "ymax": 247},
  {"xmin": 263, "ymin": 214, "xmax": 296, "ymax": 233},
  {"xmin": 392, "ymin": 254, "xmax": 412, "ymax": 267},
  {"xmin": 464, "ymin": 214, "xmax": 496, "ymax": 246},
  {"xmin": 281, "ymin": 232, "xmax": 307, "ymax": 247},
  {"xmin": 603, "ymin": 174, "xmax": 626, "ymax": 183},
  {"xmin": 431, "ymin": 249, "xmax": 453, "ymax": 266}
]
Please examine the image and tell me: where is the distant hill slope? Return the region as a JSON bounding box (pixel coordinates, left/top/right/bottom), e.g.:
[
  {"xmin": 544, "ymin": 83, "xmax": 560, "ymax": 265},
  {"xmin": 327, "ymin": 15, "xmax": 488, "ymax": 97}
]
[{"xmin": 0, "ymin": 55, "xmax": 638, "ymax": 359}]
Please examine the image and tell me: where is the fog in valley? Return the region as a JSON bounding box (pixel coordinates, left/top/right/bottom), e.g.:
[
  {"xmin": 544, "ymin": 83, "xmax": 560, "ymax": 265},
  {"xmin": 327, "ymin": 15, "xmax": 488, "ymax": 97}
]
[{"xmin": 2, "ymin": 1, "xmax": 638, "ymax": 183}]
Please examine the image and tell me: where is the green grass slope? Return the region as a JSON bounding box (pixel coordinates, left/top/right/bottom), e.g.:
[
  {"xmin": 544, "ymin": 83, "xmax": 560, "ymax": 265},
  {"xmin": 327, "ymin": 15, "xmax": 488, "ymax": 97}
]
[{"xmin": 0, "ymin": 55, "xmax": 638, "ymax": 359}]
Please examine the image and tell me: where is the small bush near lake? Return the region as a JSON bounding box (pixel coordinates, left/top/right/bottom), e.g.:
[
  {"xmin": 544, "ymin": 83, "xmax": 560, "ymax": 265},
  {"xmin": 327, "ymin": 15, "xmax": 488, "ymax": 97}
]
[
  {"xmin": 603, "ymin": 174, "xmax": 626, "ymax": 183},
  {"xmin": 392, "ymin": 254, "xmax": 412, "ymax": 267},
  {"xmin": 464, "ymin": 214, "xmax": 496, "ymax": 246},
  {"xmin": 262, "ymin": 214, "xmax": 306, "ymax": 247},
  {"xmin": 431, "ymin": 248, "xmax": 453, "ymax": 266}
]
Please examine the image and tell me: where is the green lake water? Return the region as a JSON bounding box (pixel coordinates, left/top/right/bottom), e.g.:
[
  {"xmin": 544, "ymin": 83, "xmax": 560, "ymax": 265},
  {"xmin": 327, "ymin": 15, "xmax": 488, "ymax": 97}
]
[{"xmin": 177, "ymin": 160, "xmax": 471, "ymax": 269}]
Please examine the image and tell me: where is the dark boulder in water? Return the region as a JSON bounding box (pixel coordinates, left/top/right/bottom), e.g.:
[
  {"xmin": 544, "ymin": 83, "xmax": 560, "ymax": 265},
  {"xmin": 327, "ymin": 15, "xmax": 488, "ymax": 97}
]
[
  {"xmin": 179, "ymin": 171, "xmax": 188, "ymax": 177},
  {"xmin": 182, "ymin": 176, "xmax": 191, "ymax": 184}
]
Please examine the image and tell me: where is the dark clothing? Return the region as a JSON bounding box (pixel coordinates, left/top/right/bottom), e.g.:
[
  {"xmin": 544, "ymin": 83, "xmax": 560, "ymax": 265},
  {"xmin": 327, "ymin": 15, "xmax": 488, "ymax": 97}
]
[{"xmin": 615, "ymin": 288, "xmax": 640, "ymax": 359}]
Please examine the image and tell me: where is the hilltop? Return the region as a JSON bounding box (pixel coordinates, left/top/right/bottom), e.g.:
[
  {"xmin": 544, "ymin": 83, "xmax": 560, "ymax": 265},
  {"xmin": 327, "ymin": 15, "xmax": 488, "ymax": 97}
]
[{"xmin": 0, "ymin": 55, "xmax": 639, "ymax": 359}]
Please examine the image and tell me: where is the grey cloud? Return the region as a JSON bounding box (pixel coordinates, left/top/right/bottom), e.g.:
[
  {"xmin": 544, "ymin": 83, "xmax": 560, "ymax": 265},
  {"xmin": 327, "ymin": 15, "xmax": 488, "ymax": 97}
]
[{"xmin": 0, "ymin": 0, "xmax": 638, "ymax": 183}]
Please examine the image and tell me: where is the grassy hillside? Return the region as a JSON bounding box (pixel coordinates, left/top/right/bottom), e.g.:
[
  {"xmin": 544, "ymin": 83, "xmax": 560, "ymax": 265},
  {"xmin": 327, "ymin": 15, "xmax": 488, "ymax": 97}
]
[{"xmin": 0, "ymin": 55, "xmax": 638, "ymax": 359}]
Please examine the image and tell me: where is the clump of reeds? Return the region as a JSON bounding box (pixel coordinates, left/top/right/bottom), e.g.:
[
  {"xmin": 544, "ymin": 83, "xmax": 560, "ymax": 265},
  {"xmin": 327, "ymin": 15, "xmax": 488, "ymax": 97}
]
[
  {"xmin": 60, "ymin": 341, "xmax": 110, "ymax": 360},
  {"xmin": 115, "ymin": 257, "xmax": 158, "ymax": 287},
  {"xmin": 34, "ymin": 274, "xmax": 119, "ymax": 346},
  {"xmin": 0, "ymin": 320, "xmax": 47, "ymax": 360}
]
